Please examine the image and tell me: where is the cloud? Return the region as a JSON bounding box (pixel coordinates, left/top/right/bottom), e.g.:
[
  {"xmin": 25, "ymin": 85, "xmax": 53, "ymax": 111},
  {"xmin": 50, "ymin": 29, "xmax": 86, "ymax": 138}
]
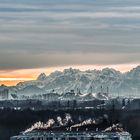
[
  {"xmin": 0, "ymin": 0, "xmax": 140, "ymax": 70},
  {"xmin": 0, "ymin": 52, "xmax": 139, "ymax": 70}
]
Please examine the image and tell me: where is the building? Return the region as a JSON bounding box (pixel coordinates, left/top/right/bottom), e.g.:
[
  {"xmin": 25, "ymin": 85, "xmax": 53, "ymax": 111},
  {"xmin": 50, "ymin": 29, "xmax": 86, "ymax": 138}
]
[
  {"xmin": 0, "ymin": 89, "xmax": 9, "ymax": 100},
  {"xmin": 10, "ymin": 130, "xmax": 132, "ymax": 140}
]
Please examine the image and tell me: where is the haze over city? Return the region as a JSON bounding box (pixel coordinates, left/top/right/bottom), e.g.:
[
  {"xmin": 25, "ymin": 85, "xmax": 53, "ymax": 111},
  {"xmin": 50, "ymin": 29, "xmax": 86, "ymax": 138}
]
[{"xmin": 0, "ymin": 0, "xmax": 140, "ymax": 85}]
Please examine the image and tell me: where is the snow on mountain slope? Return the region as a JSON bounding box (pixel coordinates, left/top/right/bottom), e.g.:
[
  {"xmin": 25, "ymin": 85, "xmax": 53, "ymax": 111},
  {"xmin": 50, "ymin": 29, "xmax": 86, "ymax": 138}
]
[
  {"xmin": 14, "ymin": 66, "xmax": 140, "ymax": 96},
  {"xmin": 126, "ymin": 66, "xmax": 140, "ymax": 78},
  {"xmin": 16, "ymin": 85, "xmax": 46, "ymax": 95}
]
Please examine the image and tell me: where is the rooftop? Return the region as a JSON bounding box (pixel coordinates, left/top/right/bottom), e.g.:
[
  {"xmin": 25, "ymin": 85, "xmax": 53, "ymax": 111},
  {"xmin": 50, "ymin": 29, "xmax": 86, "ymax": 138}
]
[{"xmin": 11, "ymin": 130, "xmax": 131, "ymax": 140}]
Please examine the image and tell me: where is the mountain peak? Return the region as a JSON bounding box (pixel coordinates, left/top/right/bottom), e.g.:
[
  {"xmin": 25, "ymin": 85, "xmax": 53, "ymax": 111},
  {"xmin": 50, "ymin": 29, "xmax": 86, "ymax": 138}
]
[
  {"xmin": 63, "ymin": 68, "xmax": 80, "ymax": 74},
  {"xmin": 37, "ymin": 73, "xmax": 47, "ymax": 81},
  {"xmin": 102, "ymin": 68, "xmax": 121, "ymax": 77},
  {"xmin": 127, "ymin": 65, "xmax": 140, "ymax": 78},
  {"xmin": 134, "ymin": 65, "xmax": 140, "ymax": 70}
]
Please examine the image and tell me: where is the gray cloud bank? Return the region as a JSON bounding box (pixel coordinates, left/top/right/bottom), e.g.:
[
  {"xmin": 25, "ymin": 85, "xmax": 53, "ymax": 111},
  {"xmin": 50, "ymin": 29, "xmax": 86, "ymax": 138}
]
[{"xmin": 0, "ymin": 0, "xmax": 140, "ymax": 70}]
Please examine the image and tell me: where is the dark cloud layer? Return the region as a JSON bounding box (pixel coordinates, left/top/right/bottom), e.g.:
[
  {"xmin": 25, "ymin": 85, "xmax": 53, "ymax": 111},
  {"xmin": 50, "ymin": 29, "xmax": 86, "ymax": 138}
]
[{"xmin": 0, "ymin": 0, "xmax": 140, "ymax": 70}]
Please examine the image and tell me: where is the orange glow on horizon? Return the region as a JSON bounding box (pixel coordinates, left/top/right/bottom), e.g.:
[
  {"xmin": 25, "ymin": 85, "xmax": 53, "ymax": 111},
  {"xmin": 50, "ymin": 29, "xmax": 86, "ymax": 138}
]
[
  {"xmin": 0, "ymin": 80, "xmax": 28, "ymax": 86},
  {"xmin": 0, "ymin": 64, "xmax": 139, "ymax": 86}
]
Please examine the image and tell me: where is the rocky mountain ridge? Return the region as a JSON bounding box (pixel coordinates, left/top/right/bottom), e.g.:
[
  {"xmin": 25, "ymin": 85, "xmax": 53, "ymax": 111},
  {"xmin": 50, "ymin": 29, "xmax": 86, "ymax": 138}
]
[{"xmin": 1, "ymin": 66, "xmax": 140, "ymax": 97}]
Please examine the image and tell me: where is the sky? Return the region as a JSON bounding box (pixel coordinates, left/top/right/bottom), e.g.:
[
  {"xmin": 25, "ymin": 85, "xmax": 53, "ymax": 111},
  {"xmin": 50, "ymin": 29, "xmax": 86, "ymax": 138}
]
[{"xmin": 0, "ymin": 0, "xmax": 140, "ymax": 85}]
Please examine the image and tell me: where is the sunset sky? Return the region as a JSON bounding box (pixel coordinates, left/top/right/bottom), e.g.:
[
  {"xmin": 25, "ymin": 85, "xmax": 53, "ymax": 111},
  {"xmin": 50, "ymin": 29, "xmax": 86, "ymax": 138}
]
[{"xmin": 0, "ymin": 0, "xmax": 140, "ymax": 85}]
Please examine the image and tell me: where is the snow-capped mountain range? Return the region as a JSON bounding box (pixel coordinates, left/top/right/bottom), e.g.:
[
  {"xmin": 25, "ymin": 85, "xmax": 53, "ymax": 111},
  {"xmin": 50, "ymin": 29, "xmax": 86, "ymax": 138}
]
[{"xmin": 1, "ymin": 66, "xmax": 140, "ymax": 97}]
